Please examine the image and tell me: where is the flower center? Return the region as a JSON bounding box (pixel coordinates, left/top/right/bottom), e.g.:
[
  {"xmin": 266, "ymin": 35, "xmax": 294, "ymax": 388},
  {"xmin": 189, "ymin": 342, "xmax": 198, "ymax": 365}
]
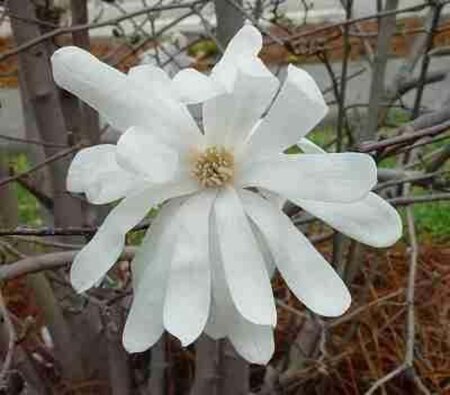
[{"xmin": 191, "ymin": 146, "xmax": 234, "ymax": 188}]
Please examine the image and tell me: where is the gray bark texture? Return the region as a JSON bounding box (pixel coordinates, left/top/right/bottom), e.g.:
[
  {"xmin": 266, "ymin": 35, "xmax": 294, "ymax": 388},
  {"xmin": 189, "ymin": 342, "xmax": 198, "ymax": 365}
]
[
  {"xmin": 213, "ymin": 0, "xmax": 245, "ymax": 47},
  {"xmin": 9, "ymin": 0, "xmax": 84, "ymax": 230},
  {"xmin": 363, "ymin": 0, "xmax": 399, "ymax": 142}
]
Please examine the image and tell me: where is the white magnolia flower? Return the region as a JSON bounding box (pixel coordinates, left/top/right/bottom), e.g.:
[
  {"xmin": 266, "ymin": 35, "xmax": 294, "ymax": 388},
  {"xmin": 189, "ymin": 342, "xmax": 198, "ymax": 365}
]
[{"xmin": 51, "ymin": 25, "xmax": 402, "ymax": 364}]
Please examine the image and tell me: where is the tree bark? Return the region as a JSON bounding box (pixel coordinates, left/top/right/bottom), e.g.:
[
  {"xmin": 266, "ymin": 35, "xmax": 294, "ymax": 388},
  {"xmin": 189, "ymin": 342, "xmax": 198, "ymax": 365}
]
[
  {"xmin": 191, "ymin": 336, "xmax": 221, "ymax": 395},
  {"xmin": 221, "ymin": 341, "xmax": 249, "ymax": 395},
  {"xmin": 213, "ymin": 0, "xmax": 245, "ymax": 47},
  {"xmin": 363, "ymin": 0, "xmax": 399, "ymax": 142},
  {"xmin": 9, "ymin": 0, "xmax": 84, "ymax": 230},
  {"xmin": 9, "ymin": 0, "xmax": 87, "ymax": 384}
]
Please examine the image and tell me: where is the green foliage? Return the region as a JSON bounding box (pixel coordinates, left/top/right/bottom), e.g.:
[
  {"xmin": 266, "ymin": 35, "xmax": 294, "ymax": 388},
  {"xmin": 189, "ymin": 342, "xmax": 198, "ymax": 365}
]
[
  {"xmin": 187, "ymin": 39, "xmax": 219, "ymax": 58},
  {"xmin": 9, "ymin": 154, "xmax": 42, "ymax": 226},
  {"xmin": 409, "ymin": 200, "xmax": 450, "ymax": 241}
]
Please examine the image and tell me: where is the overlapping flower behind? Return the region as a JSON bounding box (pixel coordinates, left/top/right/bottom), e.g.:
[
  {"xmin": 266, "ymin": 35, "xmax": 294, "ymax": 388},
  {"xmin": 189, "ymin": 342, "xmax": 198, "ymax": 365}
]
[{"xmin": 51, "ymin": 25, "xmax": 402, "ymax": 364}]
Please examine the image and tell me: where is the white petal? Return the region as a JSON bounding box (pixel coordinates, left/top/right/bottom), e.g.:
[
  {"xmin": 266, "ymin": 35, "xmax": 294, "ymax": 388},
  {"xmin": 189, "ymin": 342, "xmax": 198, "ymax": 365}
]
[
  {"xmin": 297, "ymin": 138, "xmax": 326, "ymax": 154},
  {"xmin": 239, "ymin": 153, "xmax": 377, "ymax": 203},
  {"xmin": 291, "ymin": 139, "xmax": 402, "ymax": 247},
  {"xmin": 247, "ymin": 65, "xmax": 328, "ymax": 158},
  {"xmin": 123, "ymin": 201, "xmax": 181, "ymax": 353},
  {"xmin": 214, "ymin": 186, "xmax": 276, "ymax": 326},
  {"xmin": 51, "ymin": 47, "xmax": 152, "ymax": 132},
  {"xmin": 228, "ymin": 318, "xmax": 274, "ymax": 365},
  {"xmin": 206, "ymin": 221, "xmax": 274, "ymax": 364},
  {"xmin": 298, "ymin": 192, "xmax": 403, "ymax": 248},
  {"xmin": 250, "ymin": 220, "xmax": 276, "ymax": 278},
  {"xmin": 70, "ymin": 181, "xmax": 199, "ymax": 293},
  {"xmin": 131, "ymin": 200, "xmax": 182, "ymax": 290},
  {"xmin": 212, "ymin": 24, "xmax": 263, "ymax": 91},
  {"xmin": 204, "ymin": 302, "xmax": 227, "ymax": 340},
  {"xmin": 241, "ymin": 190, "xmax": 351, "ymax": 317},
  {"xmin": 127, "ymin": 64, "xmax": 173, "ymax": 97},
  {"xmin": 52, "ymin": 47, "xmax": 200, "ymax": 148},
  {"xmin": 258, "ymin": 188, "xmax": 285, "ymax": 211},
  {"xmin": 172, "ymin": 68, "xmax": 224, "ymax": 104},
  {"xmin": 67, "ymin": 145, "xmax": 139, "ymax": 204},
  {"xmin": 163, "ymin": 191, "xmax": 216, "ymax": 346},
  {"xmin": 116, "ymin": 126, "xmax": 179, "ymax": 183},
  {"xmin": 126, "ymin": 64, "xmax": 203, "ymax": 148},
  {"xmin": 203, "ymin": 64, "xmax": 279, "ymax": 148}
]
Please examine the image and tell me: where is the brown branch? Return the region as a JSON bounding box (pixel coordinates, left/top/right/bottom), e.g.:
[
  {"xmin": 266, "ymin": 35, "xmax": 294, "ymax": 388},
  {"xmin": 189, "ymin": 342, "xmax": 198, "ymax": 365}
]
[
  {"xmin": 0, "ymin": 145, "xmax": 80, "ymax": 188},
  {"xmin": 0, "ymin": 247, "xmax": 136, "ymax": 281},
  {"xmin": 0, "ymin": 290, "xmax": 15, "ymax": 387},
  {"xmin": 375, "ymin": 170, "xmax": 447, "ymax": 191},
  {"xmin": 0, "ymin": 133, "xmax": 68, "ymax": 148},
  {"xmin": 365, "ymin": 182, "xmax": 431, "ymax": 394},
  {"xmin": 0, "ymin": 1, "xmax": 205, "ymax": 63},
  {"xmin": 388, "ymin": 192, "xmax": 450, "ymax": 206},
  {"xmin": 356, "ymin": 119, "xmax": 450, "ymax": 153},
  {"xmin": 279, "ymin": 1, "xmax": 450, "ymax": 46}
]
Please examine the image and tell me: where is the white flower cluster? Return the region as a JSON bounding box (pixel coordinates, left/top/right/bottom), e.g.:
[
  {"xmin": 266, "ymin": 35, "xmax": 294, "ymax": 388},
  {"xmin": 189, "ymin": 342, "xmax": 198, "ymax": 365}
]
[{"xmin": 51, "ymin": 25, "xmax": 402, "ymax": 364}]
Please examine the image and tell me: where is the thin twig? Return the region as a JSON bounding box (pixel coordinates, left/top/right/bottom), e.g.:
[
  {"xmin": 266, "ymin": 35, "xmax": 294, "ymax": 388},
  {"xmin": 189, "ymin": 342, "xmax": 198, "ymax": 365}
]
[
  {"xmin": 0, "ymin": 290, "xmax": 16, "ymax": 387},
  {"xmin": 0, "ymin": 133, "xmax": 68, "ymax": 148},
  {"xmin": 388, "ymin": 192, "xmax": 450, "ymax": 206},
  {"xmin": 357, "ymin": 120, "xmax": 450, "ymax": 153},
  {"xmin": 0, "ymin": 247, "xmax": 137, "ymax": 281},
  {"xmin": 365, "ymin": 364, "xmax": 406, "ymax": 395},
  {"xmin": 0, "ymin": 145, "xmax": 81, "ymax": 188},
  {"xmin": 0, "ymin": 1, "xmax": 206, "ymax": 63}
]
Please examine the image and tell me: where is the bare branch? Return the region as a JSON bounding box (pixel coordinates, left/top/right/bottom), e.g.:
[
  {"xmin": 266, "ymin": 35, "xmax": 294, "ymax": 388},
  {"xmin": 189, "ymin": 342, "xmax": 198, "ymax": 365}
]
[
  {"xmin": 0, "ymin": 248, "xmax": 136, "ymax": 281},
  {"xmin": 0, "ymin": 1, "xmax": 206, "ymax": 63},
  {"xmin": 0, "ymin": 145, "xmax": 81, "ymax": 188},
  {"xmin": 0, "ymin": 291, "xmax": 16, "ymax": 387}
]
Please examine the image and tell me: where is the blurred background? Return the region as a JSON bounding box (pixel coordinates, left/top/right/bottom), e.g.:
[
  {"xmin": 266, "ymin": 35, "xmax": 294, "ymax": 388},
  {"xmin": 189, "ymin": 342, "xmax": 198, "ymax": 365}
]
[{"xmin": 0, "ymin": 0, "xmax": 449, "ymax": 394}]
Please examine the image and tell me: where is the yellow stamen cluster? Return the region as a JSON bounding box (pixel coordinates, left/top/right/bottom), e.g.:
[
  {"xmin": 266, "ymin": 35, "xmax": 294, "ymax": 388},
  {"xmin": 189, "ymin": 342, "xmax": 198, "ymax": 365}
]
[{"xmin": 192, "ymin": 146, "xmax": 234, "ymax": 188}]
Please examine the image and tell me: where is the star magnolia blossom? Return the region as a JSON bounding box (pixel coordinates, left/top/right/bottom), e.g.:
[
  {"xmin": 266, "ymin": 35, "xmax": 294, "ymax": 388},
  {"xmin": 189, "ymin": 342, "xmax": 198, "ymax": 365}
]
[{"xmin": 51, "ymin": 25, "xmax": 402, "ymax": 364}]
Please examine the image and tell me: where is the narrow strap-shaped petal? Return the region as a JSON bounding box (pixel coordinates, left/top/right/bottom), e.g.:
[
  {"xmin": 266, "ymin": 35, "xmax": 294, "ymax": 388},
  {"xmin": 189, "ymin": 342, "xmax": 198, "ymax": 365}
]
[
  {"xmin": 127, "ymin": 65, "xmax": 202, "ymax": 148},
  {"xmin": 289, "ymin": 139, "xmax": 402, "ymax": 247},
  {"xmin": 123, "ymin": 200, "xmax": 181, "ymax": 353},
  {"xmin": 52, "ymin": 47, "xmax": 200, "ymax": 149},
  {"xmin": 241, "ymin": 190, "xmax": 351, "ymax": 317},
  {"xmin": 116, "ymin": 126, "xmax": 179, "ymax": 183},
  {"xmin": 246, "ymin": 65, "xmax": 328, "ymax": 158},
  {"xmin": 214, "ymin": 186, "xmax": 276, "ymax": 326},
  {"xmin": 163, "ymin": 190, "xmax": 217, "ymax": 346},
  {"xmin": 203, "ymin": 63, "xmax": 279, "ymax": 149},
  {"xmin": 51, "ymin": 47, "xmax": 157, "ymax": 133},
  {"xmin": 67, "ymin": 144, "xmax": 140, "ymax": 205},
  {"xmin": 297, "ymin": 138, "xmax": 326, "ymax": 154},
  {"xmin": 211, "ymin": 24, "xmax": 263, "ymax": 91},
  {"xmin": 172, "ymin": 68, "xmax": 224, "ymax": 104},
  {"xmin": 227, "ymin": 317, "xmax": 274, "ymax": 365},
  {"xmin": 238, "ymin": 153, "xmax": 377, "ymax": 204},
  {"xmin": 205, "ymin": 217, "xmax": 274, "ymax": 364},
  {"xmin": 70, "ymin": 180, "xmax": 199, "ymax": 293},
  {"xmin": 297, "ymin": 192, "xmax": 402, "ymax": 248}
]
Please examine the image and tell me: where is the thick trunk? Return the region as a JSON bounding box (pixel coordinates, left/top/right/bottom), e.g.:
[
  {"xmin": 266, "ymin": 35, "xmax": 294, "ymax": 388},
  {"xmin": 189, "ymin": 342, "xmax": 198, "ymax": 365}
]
[{"xmin": 9, "ymin": 0, "xmax": 84, "ymax": 230}]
